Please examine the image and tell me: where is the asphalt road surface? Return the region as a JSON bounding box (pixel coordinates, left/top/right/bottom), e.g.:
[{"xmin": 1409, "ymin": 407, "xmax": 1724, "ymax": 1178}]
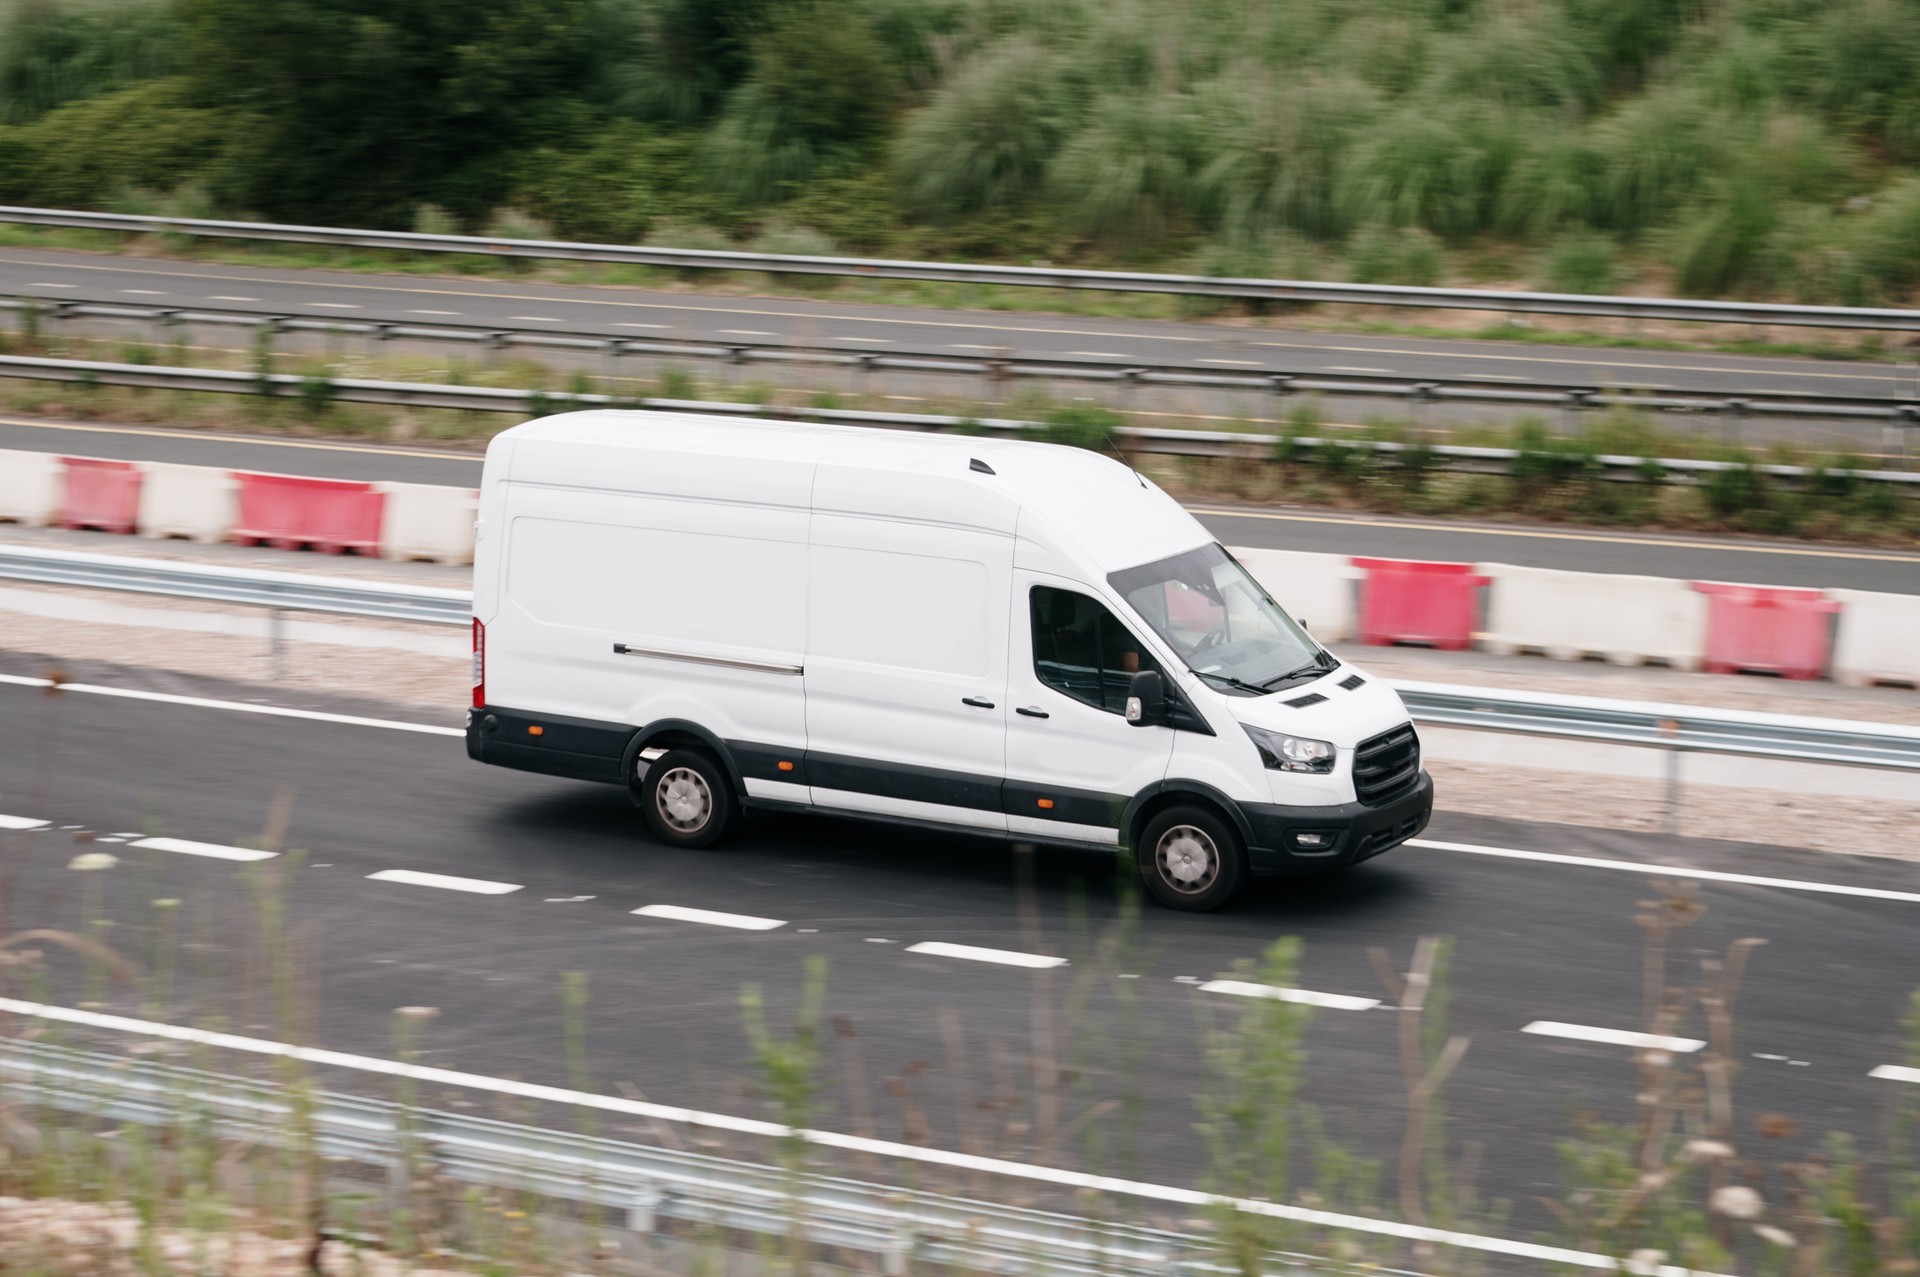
[
  {"xmin": 3, "ymin": 654, "xmax": 1916, "ymax": 1242},
  {"xmin": 8, "ymin": 245, "xmax": 1920, "ymax": 447},
  {"xmin": 5, "ymin": 413, "xmax": 1918, "ymax": 593}
]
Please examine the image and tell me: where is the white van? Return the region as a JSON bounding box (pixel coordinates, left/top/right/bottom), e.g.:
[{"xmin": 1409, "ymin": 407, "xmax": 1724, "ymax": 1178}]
[{"xmin": 467, "ymin": 411, "xmax": 1431, "ymax": 910}]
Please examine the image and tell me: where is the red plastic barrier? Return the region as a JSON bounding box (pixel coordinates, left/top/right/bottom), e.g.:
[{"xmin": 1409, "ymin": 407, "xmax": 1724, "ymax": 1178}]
[
  {"xmin": 1691, "ymin": 582, "xmax": 1840, "ymax": 680},
  {"xmin": 59, "ymin": 456, "xmax": 142, "ymax": 534},
  {"xmin": 231, "ymin": 471, "xmax": 385, "ymax": 555},
  {"xmin": 1353, "ymin": 557, "xmax": 1488, "ymax": 650}
]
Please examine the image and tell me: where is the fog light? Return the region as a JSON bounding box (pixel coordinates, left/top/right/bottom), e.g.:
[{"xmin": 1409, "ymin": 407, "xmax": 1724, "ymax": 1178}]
[{"xmin": 1291, "ymin": 830, "xmax": 1336, "ymax": 850}]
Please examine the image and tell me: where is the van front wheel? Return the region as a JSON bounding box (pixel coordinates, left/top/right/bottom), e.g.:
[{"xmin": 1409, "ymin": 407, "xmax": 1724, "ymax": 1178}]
[
  {"xmin": 1137, "ymin": 805, "xmax": 1245, "ymax": 912},
  {"xmin": 641, "ymin": 749, "xmax": 735, "ymax": 849}
]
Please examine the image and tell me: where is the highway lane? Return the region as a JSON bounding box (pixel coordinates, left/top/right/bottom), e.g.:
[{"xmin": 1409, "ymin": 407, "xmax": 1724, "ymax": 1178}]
[
  {"xmin": 2, "ymin": 656, "xmax": 1916, "ymax": 1239},
  {"xmin": 9, "ymin": 245, "xmax": 1920, "ymax": 402},
  {"xmin": 5, "ymin": 415, "xmax": 1918, "ymax": 592}
]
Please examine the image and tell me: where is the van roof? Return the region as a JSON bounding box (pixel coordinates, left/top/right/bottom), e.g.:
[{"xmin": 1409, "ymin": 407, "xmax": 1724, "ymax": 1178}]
[{"xmin": 495, "ymin": 410, "xmax": 1211, "ymax": 575}]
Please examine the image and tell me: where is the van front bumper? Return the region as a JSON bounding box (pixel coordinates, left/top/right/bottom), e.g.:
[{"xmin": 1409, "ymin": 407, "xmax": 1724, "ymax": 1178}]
[{"xmin": 1241, "ymin": 771, "xmax": 1432, "ymax": 875}]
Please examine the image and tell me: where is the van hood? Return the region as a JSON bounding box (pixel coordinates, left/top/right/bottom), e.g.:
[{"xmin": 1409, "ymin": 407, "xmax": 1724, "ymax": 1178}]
[{"xmin": 1221, "ymin": 665, "xmax": 1413, "ymax": 748}]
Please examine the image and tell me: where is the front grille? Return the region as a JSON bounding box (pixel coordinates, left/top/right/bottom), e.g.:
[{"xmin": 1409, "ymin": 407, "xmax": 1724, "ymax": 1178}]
[
  {"xmin": 1359, "ymin": 813, "xmax": 1425, "ymax": 859},
  {"xmin": 1353, "ymin": 723, "xmax": 1420, "ymax": 806}
]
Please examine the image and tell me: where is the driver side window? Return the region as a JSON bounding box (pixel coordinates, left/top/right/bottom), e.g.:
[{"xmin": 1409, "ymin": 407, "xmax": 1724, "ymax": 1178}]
[{"xmin": 1030, "ymin": 586, "xmax": 1161, "ymax": 714}]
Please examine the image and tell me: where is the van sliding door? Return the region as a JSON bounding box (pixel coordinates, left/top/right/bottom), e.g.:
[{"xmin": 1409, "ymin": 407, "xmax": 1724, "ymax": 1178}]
[{"xmin": 803, "ymin": 516, "xmax": 1011, "ymax": 832}]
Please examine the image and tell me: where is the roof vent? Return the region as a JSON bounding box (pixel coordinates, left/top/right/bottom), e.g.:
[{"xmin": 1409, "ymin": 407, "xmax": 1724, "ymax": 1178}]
[
  {"xmin": 1284, "ymin": 692, "xmax": 1328, "ymax": 709},
  {"xmin": 1339, "ymin": 673, "xmax": 1366, "ymax": 690},
  {"xmin": 969, "ymin": 458, "xmax": 996, "ymax": 475}
]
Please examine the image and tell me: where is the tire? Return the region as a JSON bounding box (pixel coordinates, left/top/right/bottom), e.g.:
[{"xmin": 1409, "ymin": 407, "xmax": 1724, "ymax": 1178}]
[
  {"xmin": 1136, "ymin": 805, "xmax": 1246, "ymax": 912},
  {"xmin": 639, "ymin": 748, "xmax": 735, "ymax": 849}
]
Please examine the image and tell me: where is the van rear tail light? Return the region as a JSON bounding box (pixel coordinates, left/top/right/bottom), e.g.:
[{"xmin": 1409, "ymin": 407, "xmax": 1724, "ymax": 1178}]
[{"xmin": 471, "ymin": 618, "xmax": 485, "ymax": 709}]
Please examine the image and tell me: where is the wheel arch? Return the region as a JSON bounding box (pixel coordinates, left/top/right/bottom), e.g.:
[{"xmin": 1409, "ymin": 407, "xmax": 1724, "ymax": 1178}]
[
  {"xmin": 1123, "ymin": 780, "xmax": 1252, "ymax": 852},
  {"xmin": 623, "ymin": 719, "xmax": 746, "ymax": 798}
]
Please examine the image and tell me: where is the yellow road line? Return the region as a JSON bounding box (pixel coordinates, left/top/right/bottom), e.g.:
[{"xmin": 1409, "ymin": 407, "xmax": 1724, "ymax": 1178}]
[
  {"xmin": 0, "ymin": 415, "xmax": 482, "ymax": 461},
  {"xmin": 1190, "ymin": 507, "xmax": 1920, "ymax": 562}
]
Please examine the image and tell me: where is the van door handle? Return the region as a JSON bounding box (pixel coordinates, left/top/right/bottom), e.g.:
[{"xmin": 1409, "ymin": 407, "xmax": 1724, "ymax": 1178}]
[
  {"xmin": 961, "ymin": 696, "xmax": 995, "ymax": 709},
  {"xmin": 1015, "ymin": 706, "xmax": 1050, "ymax": 719}
]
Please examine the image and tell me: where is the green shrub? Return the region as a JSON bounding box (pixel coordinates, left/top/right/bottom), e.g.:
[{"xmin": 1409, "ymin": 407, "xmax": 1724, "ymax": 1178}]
[
  {"xmin": 1346, "ymin": 224, "xmax": 1443, "ymax": 286},
  {"xmin": 4, "ymin": 77, "xmax": 224, "ymax": 207},
  {"xmin": 1703, "ymin": 459, "xmax": 1767, "ymax": 519},
  {"xmin": 1041, "ymin": 403, "xmax": 1126, "ymax": 452},
  {"xmin": 1539, "ymin": 232, "xmax": 1616, "ymax": 294},
  {"xmin": 894, "ymin": 40, "xmax": 1070, "ymax": 216},
  {"xmin": 0, "ymin": 0, "xmax": 181, "ymax": 124}
]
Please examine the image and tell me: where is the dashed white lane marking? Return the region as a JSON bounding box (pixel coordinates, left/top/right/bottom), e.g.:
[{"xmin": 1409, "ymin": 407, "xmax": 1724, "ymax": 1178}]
[
  {"xmin": 0, "ymin": 995, "xmax": 1669, "ymax": 1274},
  {"xmin": 0, "ymin": 814, "xmax": 49, "ymax": 830},
  {"xmin": 408, "ymin": 308, "xmax": 460, "ymax": 316},
  {"xmin": 308, "ymin": 302, "xmax": 359, "ymax": 309},
  {"xmin": 1327, "ymin": 365, "xmax": 1393, "ymax": 373},
  {"xmin": 1461, "ymin": 372, "xmax": 1528, "ymax": 380},
  {"xmin": 1523, "ymin": 1021, "xmax": 1705, "ymax": 1053},
  {"xmin": 615, "ymin": 321, "xmax": 668, "ymax": 328},
  {"xmin": 1067, "ymin": 350, "xmax": 1125, "ymax": 357},
  {"xmin": 28, "ymin": 281, "xmax": 75, "ymax": 288},
  {"xmin": 0, "ymin": 675, "xmax": 466, "ymax": 737},
  {"xmin": 367, "ymin": 869, "xmax": 522, "ymax": 895},
  {"xmin": 119, "ymin": 289, "xmax": 166, "ymax": 295},
  {"xmin": 1199, "ymin": 980, "xmax": 1380, "ymax": 1011},
  {"xmin": 508, "ymin": 315, "xmax": 561, "ymax": 322},
  {"xmin": 905, "ymin": 941, "xmax": 1066, "ymax": 969},
  {"xmin": 1199, "ymin": 357, "xmax": 1261, "ymax": 365},
  {"xmin": 719, "ymin": 329, "xmax": 774, "ymax": 336},
  {"xmin": 834, "ymin": 335, "xmax": 892, "ymax": 343},
  {"xmin": 1412, "ymin": 839, "xmax": 1920, "ymax": 905},
  {"xmin": 208, "ymin": 295, "xmax": 258, "ymax": 302},
  {"xmin": 131, "ymin": 836, "xmax": 276, "ymax": 862},
  {"xmin": 948, "ymin": 343, "xmax": 996, "ymax": 349},
  {"xmin": 632, "ymin": 903, "xmax": 785, "ymax": 930},
  {"xmin": 1872, "ymin": 1064, "xmax": 1920, "ymax": 1084}
]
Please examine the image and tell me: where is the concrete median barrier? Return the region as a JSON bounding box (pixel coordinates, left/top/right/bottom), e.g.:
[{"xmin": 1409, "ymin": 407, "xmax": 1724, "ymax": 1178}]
[
  {"xmin": 375, "ymin": 480, "xmax": 478, "ymax": 564},
  {"xmin": 1830, "ymin": 589, "xmax": 1920, "ymax": 688},
  {"xmin": 1478, "ymin": 562, "xmax": 1708, "ymax": 668},
  {"xmin": 136, "ymin": 461, "xmax": 239, "ymax": 543},
  {"xmin": 0, "ymin": 448, "xmax": 62, "ymax": 525},
  {"xmin": 1231, "ymin": 547, "xmax": 1359, "ymax": 641}
]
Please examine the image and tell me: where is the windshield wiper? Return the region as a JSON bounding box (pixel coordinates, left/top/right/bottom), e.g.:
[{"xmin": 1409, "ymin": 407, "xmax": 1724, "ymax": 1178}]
[
  {"xmin": 1193, "ymin": 669, "xmax": 1271, "ymax": 695},
  {"xmin": 1259, "ymin": 658, "xmax": 1334, "ymax": 691}
]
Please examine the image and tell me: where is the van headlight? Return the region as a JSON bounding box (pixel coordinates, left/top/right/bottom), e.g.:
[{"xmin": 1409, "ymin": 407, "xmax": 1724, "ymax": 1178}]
[{"xmin": 1243, "ymin": 725, "xmax": 1336, "ymax": 774}]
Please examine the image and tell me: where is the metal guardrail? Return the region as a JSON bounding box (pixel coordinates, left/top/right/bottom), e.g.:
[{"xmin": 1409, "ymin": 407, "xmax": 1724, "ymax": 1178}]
[
  {"xmin": 2, "ymin": 353, "xmax": 1918, "ymax": 487},
  {"xmin": 0, "ymin": 1038, "xmax": 1320, "ymax": 1277},
  {"xmin": 3, "ymin": 545, "xmax": 1915, "ymax": 773},
  {"xmin": 7, "ymin": 202, "xmax": 1920, "ymax": 331},
  {"xmin": 15, "ymin": 294, "xmax": 1920, "ymax": 425}
]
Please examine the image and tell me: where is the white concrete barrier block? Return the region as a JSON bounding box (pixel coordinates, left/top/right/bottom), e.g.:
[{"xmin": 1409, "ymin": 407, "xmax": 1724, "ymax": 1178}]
[
  {"xmin": 1478, "ymin": 561, "xmax": 1707, "ymax": 669},
  {"xmin": 136, "ymin": 461, "xmax": 238, "ymax": 543},
  {"xmin": 1830, "ymin": 589, "xmax": 1920, "ymax": 688},
  {"xmin": 0, "ymin": 449, "xmax": 63, "ymax": 525},
  {"xmin": 1231, "ymin": 547, "xmax": 1360, "ymax": 642},
  {"xmin": 377, "ymin": 481, "xmax": 478, "ymax": 565}
]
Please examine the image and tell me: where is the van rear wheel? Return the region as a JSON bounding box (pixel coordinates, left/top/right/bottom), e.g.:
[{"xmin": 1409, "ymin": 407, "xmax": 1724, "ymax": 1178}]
[
  {"xmin": 640, "ymin": 749, "xmax": 734, "ymax": 849},
  {"xmin": 1136, "ymin": 805, "xmax": 1245, "ymax": 912}
]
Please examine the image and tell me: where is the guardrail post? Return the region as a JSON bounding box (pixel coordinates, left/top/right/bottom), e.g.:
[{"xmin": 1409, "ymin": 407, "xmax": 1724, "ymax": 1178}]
[
  {"xmin": 154, "ymin": 308, "xmax": 184, "ymax": 357},
  {"xmin": 48, "ymin": 299, "xmax": 75, "ymax": 352},
  {"xmin": 268, "ymin": 607, "xmax": 286, "ymax": 680},
  {"xmin": 627, "ymin": 1184, "xmax": 664, "ymax": 1233},
  {"xmin": 1564, "ymin": 388, "xmax": 1596, "ymax": 434},
  {"xmin": 603, "ymin": 338, "xmax": 627, "ymax": 390},
  {"xmin": 482, "ymin": 331, "xmax": 508, "ymax": 369},
  {"xmin": 882, "ymin": 1224, "xmax": 917, "ymax": 1277},
  {"xmin": 1412, "ymin": 381, "xmax": 1439, "ymax": 429},
  {"xmin": 1267, "ymin": 374, "xmax": 1295, "ymax": 399},
  {"xmin": 1898, "ymin": 404, "xmax": 1919, "ymax": 461},
  {"xmin": 370, "ymin": 322, "xmax": 394, "ymax": 360},
  {"xmin": 1721, "ymin": 398, "xmax": 1749, "ymax": 448},
  {"xmin": 1659, "ymin": 718, "xmax": 1681, "ymax": 834}
]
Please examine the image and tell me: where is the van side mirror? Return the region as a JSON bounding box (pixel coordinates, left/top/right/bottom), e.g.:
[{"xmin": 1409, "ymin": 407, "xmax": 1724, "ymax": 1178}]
[{"xmin": 1124, "ymin": 670, "xmax": 1166, "ymax": 727}]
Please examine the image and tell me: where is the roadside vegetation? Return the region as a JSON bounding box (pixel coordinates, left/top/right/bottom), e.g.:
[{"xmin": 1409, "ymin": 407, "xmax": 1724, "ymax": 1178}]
[{"xmin": 10, "ymin": 0, "xmax": 1920, "ymax": 309}]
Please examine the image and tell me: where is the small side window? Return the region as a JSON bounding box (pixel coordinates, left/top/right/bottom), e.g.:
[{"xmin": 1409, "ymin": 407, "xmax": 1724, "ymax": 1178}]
[{"xmin": 1030, "ymin": 586, "xmax": 1161, "ymax": 714}]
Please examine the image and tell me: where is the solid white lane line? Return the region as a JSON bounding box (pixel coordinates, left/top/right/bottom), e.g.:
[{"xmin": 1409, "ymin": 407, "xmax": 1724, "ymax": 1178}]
[
  {"xmin": 1524, "ymin": 1021, "xmax": 1705, "ymax": 1053},
  {"xmin": 308, "ymin": 302, "xmax": 360, "ymax": 309},
  {"xmin": 1327, "ymin": 365, "xmax": 1393, "ymax": 373},
  {"xmin": 614, "ymin": 322, "xmax": 668, "ymax": 328},
  {"xmin": 509, "ymin": 315, "xmax": 560, "ymax": 322},
  {"xmin": 1199, "ymin": 980, "xmax": 1380, "ymax": 1011},
  {"xmin": 120, "ymin": 289, "xmax": 167, "ymax": 295},
  {"xmin": 130, "ymin": 836, "xmax": 277, "ymax": 862},
  {"xmin": 719, "ymin": 329, "xmax": 774, "ymax": 336},
  {"xmin": 367, "ymin": 869, "xmax": 522, "ymax": 895},
  {"xmin": 1871, "ymin": 1065, "xmax": 1920, "ymax": 1084},
  {"xmin": 1067, "ymin": 350, "xmax": 1125, "ymax": 357},
  {"xmin": 1412, "ymin": 839, "xmax": 1920, "ymax": 905},
  {"xmin": 632, "ymin": 904, "xmax": 785, "ymax": 930},
  {"xmin": 0, "ymin": 995, "xmax": 1705, "ymax": 1275},
  {"xmin": 408, "ymin": 309, "xmax": 460, "ymax": 316},
  {"xmin": 1199, "ymin": 357, "xmax": 1261, "ymax": 366},
  {"xmin": 0, "ymin": 814, "xmax": 49, "ymax": 830},
  {"xmin": 208, "ymin": 295, "xmax": 258, "ymax": 302},
  {"xmin": 905, "ymin": 941, "xmax": 1066, "ymax": 969},
  {"xmin": 28, "ymin": 281, "xmax": 76, "ymax": 288},
  {"xmin": 0, "ymin": 677, "xmax": 465, "ymax": 737},
  {"xmin": 834, "ymin": 335, "xmax": 892, "ymax": 343}
]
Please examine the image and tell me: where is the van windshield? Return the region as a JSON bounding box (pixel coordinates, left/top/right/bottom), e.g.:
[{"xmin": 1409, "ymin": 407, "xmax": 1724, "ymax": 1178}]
[{"xmin": 1108, "ymin": 543, "xmax": 1333, "ymax": 697}]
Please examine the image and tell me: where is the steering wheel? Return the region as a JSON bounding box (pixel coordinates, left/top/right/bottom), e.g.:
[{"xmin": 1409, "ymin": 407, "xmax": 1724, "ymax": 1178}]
[{"xmin": 1189, "ymin": 627, "xmax": 1228, "ymax": 656}]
